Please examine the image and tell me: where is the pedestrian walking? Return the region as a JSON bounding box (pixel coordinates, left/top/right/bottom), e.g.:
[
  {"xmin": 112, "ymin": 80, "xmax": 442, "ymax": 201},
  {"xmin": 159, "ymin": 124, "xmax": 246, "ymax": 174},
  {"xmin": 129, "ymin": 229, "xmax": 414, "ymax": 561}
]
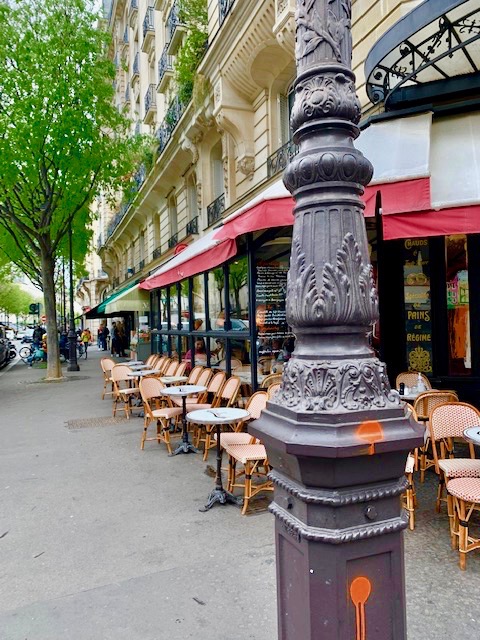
[
  {"xmin": 102, "ymin": 325, "xmax": 109, "ymax": 351},
  {"xmin": 111, "ymin": 322, "xmax": 119, "ymax": 356},
  {"xmin": 80, "ymin": 327, "xmax": 92, "ymax": 358}
]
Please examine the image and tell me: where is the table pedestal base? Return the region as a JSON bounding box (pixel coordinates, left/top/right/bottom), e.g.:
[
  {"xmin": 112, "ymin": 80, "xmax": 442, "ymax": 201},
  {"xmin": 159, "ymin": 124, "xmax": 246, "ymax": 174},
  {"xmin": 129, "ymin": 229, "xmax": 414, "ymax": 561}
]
[
  {"xmin": 170, "ymin": 440, "xmax": 199, "ymax": 456},
  {"xmin": 199, "ymin": 487, "xmax": 243, "ymax": 512}
]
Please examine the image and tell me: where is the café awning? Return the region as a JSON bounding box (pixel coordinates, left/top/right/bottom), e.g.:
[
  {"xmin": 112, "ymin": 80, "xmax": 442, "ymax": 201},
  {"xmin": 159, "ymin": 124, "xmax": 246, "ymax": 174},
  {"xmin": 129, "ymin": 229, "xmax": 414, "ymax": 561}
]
[{"xmin": 86, "ymin": 282, "xmax": 147, "ymax": 318}]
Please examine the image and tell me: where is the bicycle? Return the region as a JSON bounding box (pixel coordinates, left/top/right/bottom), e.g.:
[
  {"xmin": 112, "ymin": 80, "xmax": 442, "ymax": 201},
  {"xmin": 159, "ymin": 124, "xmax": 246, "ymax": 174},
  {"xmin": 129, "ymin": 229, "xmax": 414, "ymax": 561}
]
[{"xmin": 19, "ymin": 344, "xmax": 35, "ymax": 363}]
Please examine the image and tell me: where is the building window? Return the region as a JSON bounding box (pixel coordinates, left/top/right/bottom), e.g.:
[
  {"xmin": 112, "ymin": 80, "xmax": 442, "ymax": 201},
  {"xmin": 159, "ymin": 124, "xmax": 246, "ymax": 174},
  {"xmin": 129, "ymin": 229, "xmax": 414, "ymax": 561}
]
[
  {"xmin": 211, "ymin": 141, "xmax": 223, "ymax": 200},
  {"xmin": 446, "ymin": 234, "xmax": 471, "ymax": 376},
  {"xmin": 168, "ymin": 194, "xmax": 178, "ymax": 237},
  {"xmin": 187, "ymin": 174, "xmax": 198, "ymax": 221}
]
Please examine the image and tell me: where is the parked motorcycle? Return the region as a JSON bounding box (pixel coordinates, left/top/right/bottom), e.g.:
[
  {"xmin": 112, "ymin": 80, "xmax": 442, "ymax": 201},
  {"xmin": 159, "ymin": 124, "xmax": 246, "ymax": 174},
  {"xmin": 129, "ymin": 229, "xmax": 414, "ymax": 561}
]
[{"xmin": 7, "ymin": 341, "xmax": 17, "ymax": 361}]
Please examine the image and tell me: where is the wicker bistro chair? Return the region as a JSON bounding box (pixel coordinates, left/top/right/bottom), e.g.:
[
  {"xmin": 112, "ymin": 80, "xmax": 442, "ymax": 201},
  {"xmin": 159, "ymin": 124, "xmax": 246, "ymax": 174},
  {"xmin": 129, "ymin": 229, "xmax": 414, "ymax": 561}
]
[
  {"xmin": 429, "ymin": 402, "xmax": 480, "ymax": 527},
  {"xmin": 448, "ymin": 477, "xmax": 480, "ymax": 570},
  {"xmin": 139, "ymin": 378, "xmax": 183, "ymax": 454},
  {"xmin": 396, "ymin": 371, "xmax": 432, "ymax": 392},
  {"xmin": 215, "ymin": 392, "xmax": 269, "ymax": 449},
  {"xmin": 145, "ymin": 354, "xmax": 159, "ymax": 368},
  {"xmin": 110, "ymin": 364, "xmax": 140, "ymax": 419},
  {"xmin": 158, "ymin": 357, "xmax": 171, "ymax": 375},
  {"xmin": 261, "ymin": 373, "xmax": 283, "ymax": 390},
  {"xmin": 174, "ymin": 361, "xmax": 188, "ymax": 377},
  {"xmin": 163, "ymin": 359, "xmax": 179, "ymax": 377},
  {"xmin": 186, "ymin": 365, "xmax": 203, "ymax": 385},
  {"xmin": 177, "ymin": 370, "xmax": 225, "ymax": 411},
  {"xmin": 224, "ymin": 440, "xmax": 273, "ymax": 515},
  {"xmin": 100, "ymin": 357, "xmax": 115, "ymax": 400},
  {"xmin": 403, "ymin": 454, "xmax": 417, "ymax": 531},
  {"xmin": 413, "ymin": 390, "xmax": 459, "ymax": 480}
]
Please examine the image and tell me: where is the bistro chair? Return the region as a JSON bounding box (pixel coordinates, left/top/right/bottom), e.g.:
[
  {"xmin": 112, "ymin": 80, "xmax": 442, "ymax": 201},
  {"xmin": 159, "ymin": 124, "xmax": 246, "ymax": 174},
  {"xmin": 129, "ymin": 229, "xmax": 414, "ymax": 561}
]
[
  {"xmin": 429, "ymin": 402, "xmax": 480, "ymax": 528},
  {"xmin": 181, "ymin": 370, "xmax": 226, "ymax": 411},
  {"xmin": 199, "ymin": 376, "xmax": 242, "ymax": 461},
  {"xmin": 174, "ymin": 361, "xmax": 188, "ymax": 377},
  {"xmin": 216, "ymin": 391, "xmax": 269, "ymax": 449},
  {"xmin": 224, "ymin": 437, "xmax": 273, "ymax": 515},
  {"xmin": 163, "ymin": 359, "xmax": 179, "ymax": 377},
  {"xmin": 403, "ymin": 453, "xmax": 417, "ymax": 531},
  {"xmin": 396, "ymin": 371, "xmax": 432, "ymax": 392},
  {"xmin": 413, "ymin": 390, "xmax": 459, "ymax": 480},
  {"xmin": 448, "ymin": 477, "xmax": 480, "ymax": 570},
  {"xmin": 155, "ymin": 356, "xmax": 168, "ymax": 372},
  {"xmin": 110, "ymin": 364, "xmax": 140, "ymax": 419},
  {"xmin": 261, "ymin": 373, "xmax": 283, "ymax": 390},
  {"xmin": 144, "ymin": 354, "xmax": 158, "ymax": 368},
  {"xmin": 100, "ymin": 357, "xmax": 115, "ymax": 400},
  {"xmin": 186, "ymin": 365, "xmax": 203, "ymax": 384},
  {"xmin": 267, "ymin": 383, "xmax": 281, "ymax": 400},
  {"xmin": 158, "ymin": 357, "xmax": 171, "ymax": 375},
  {"xmin": 139, "ymin": 377, "xmax": 183, "ymax": 454}
]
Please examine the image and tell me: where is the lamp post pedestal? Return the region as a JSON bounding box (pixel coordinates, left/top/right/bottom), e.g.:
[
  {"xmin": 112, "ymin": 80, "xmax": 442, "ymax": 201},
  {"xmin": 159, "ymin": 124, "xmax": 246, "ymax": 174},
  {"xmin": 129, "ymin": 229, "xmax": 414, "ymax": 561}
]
[{"xmin": 249, "ymin": 0, "xmax": 423, "ymax": 637}]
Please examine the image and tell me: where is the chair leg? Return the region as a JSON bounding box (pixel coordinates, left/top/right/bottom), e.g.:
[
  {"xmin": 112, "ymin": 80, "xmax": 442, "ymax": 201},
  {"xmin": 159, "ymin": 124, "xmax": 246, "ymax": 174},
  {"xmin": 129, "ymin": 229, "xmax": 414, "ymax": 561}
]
[
  {"xmin": 241, "ymin": 462, "xmax": 252, "ymax": 516},
  {"xmin": 141, "ymin": 423, "xmax": 148, "ymax": 450},
  {"xmin": 436, "ymin": 477, "xmax": 445, "ymax": 513},
  {"xmin": 457, "ymin": 499, "xmax": 468, "ymax": 570},
  {"xmin": 405, "ymin": 475, "xmax": 415, "ymax": 531}
]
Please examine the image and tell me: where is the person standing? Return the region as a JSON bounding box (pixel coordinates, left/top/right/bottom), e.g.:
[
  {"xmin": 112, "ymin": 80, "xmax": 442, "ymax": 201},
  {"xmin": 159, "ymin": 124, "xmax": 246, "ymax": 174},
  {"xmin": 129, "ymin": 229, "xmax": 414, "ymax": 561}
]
[
  {"xmin": 97, "ymin": 324, "xmax": 103, "ymax": 349},
  {"xmin": 102, "ymin": 325, "xmax": 109, "ymax": 351},
  {"xmin": 111, "ymin": 321, "xmax": 118, "ymax": 356},
  {"xmin": 80, "ymin": 327, "xmax": 92, "ymax": 358}
]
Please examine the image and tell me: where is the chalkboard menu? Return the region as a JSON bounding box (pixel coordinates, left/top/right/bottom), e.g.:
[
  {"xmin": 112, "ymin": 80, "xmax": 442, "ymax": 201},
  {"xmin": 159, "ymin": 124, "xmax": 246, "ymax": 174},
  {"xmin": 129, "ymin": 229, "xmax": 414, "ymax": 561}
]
[
  {"xmin": 403, "ymin": 238, "xmax": 432, "ymax": 373},
  {"xmin": 256, "ymin": 260, "xmax": 291, "ymax": 359}
]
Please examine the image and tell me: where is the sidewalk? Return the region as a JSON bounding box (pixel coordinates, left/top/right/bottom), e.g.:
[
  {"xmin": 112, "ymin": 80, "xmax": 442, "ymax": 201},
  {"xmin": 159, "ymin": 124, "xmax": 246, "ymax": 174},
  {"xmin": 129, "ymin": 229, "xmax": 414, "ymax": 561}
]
[{"xmin": 0, "ymin": 349, "xmax": 478, "ymax": 639}]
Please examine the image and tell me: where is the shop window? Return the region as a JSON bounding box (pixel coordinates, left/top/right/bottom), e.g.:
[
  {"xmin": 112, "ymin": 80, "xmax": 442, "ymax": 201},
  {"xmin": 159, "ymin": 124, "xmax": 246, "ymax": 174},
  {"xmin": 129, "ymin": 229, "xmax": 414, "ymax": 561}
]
[
  {"xmin": 446, "ymin": 234, "xmax": 471, "ymax": 376},
  {"xmin": 192, "ymin": 275, "xmax": 206, "ymax": 332},
  {"xmin": 208, "ymin": 268, "xmax": 225, "ymax": 331},
  {"xmin": 169, "ymin": 285, "xmax": 179, "ymax": 330},
  {"xmin": 403, "ymin": 238, "xmax": 432, "ymax": 374},
  {"xmin": 229, "ymin": 257, "xmax": 248, "ymax": 321}
]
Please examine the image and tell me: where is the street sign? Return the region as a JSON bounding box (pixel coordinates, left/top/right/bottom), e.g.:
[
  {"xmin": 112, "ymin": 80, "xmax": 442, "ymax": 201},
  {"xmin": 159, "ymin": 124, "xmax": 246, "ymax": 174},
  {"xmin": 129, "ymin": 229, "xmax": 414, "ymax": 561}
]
[{"xmin": 41, "ymin": 314, "xmax": 47, "ymax": 323}]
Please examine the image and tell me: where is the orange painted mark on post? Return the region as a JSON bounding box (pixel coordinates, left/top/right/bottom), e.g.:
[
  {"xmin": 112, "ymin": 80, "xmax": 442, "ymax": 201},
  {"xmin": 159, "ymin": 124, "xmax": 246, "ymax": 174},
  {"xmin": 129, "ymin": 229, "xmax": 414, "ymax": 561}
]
[
  {"xmin": 356, "ymin": 420, "xmax": 384, "ymax": 455},
  {"xmin": 350, "ymin": 576, "xmax": 372, "ymax": 640}
]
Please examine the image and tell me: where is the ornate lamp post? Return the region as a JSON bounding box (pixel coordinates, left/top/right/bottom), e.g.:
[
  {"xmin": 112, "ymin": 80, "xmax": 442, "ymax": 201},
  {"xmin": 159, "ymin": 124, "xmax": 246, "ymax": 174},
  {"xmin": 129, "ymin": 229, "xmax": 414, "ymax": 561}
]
[
  {"xmin": 250, "ymin": 1, "xmax": 423, "ymax": 637},
  {"xmin": 67, "ymin": 222, "xmax": 80, "ymax": 372}
]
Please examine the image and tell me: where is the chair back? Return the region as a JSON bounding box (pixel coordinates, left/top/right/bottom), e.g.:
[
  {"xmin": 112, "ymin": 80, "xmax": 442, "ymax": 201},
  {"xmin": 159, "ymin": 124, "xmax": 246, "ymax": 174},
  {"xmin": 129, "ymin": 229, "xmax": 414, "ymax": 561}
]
[
  {"xmin": 139, "ymin": 377, "xmax": 167, "ymax": 417},
  {"xmin": 245, "ymin": 391, "xmax": 268, "ymax": 419},
  {"xmin": 267, "ymin": 383, "xmax": 281, "ymax": 400},
  {"xmin": 261, "ymin": 373, "xmax": 283, "ymax": 389},
  {"xmin": 144, "ymin": 354, "xmax": 157, "ymax": 367},
  {"xmin": 164, "ymin": 360, "xmax": 178, "ymax": 376},
  {"xmin": 230, "ymin": 358, "xmax": 243, "ymax": 371},
  {"xmin": 413, "ymin": 390, "xmax": 458, "ymax": 421},
  {"xmin": 396, "ymin": 371, "xmax": 431, "ymax": 391},
  {"xmin": 207, "ymin": 371, "xmax": 226, "ymax": 394},
  {"xmin": 101, "ymin": 357, "xmax": 115, "ymax": 377},
  {"xmin": 175, "ymin": 361, "xmax": 188, "ymax": 377},
  {"xmin": 110, "ymin": 364, "xmax": 133, "ymax": 390},
  {"xmin": 197, "ymin": 368, "xmax": 214, "ymax": 389},
  {"xmin": 430, "ymin": 402, "xmax": 480, "ymax": 441},
  {"xmin": 156, "ymin": 356, "xmax": 167, "ymax": 371},
  {"xmin": 187, "ymin": 365, "xmax": 203, "ymax": 384},
  {"xmin": 215, "ymin": 376, "xmax": 241, "ymax": 407},
  {"xmin": 159, "ymin": 357, "xmax": 171, "ymax": 374}
]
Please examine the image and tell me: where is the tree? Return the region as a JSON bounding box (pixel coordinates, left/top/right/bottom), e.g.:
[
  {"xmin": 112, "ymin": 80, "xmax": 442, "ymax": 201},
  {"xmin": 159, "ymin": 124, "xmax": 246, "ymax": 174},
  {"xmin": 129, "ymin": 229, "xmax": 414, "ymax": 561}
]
[
  {"xmin": 0, "ymin": 0, "xmax": 143, "ymax": 379},
  {"xmin": 0, "ymin": 265, "xmax": 37, "ymax": 322},
  {"xmin": 229, "ymin": 260, "xmax": 248, "ymax": 318}
]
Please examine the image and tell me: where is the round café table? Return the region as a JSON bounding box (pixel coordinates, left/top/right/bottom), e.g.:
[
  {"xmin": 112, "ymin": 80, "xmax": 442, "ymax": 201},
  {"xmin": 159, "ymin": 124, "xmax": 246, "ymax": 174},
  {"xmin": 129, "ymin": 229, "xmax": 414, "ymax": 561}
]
[
  {"xmin": 161, "ymin": 385, "xmax": 206, "ymax": 456},
  {"xmin": 187, "ymin": 407, "xmax": 249, "ymax": 512},
  {"xmin": 160, "ymin": 375, "xmax": 188, "ymax": 385},
  {"xmin": 463, "ymin": 427, "xmax": 480, "ymax": 446}
]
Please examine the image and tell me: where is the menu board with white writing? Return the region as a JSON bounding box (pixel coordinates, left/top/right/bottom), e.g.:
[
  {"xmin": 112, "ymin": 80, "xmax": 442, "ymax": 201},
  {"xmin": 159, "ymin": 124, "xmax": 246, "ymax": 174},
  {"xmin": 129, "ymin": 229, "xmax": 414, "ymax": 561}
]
[{"xmin": 256, "ymin": 260, "xmax": 291, "ymax": 359}]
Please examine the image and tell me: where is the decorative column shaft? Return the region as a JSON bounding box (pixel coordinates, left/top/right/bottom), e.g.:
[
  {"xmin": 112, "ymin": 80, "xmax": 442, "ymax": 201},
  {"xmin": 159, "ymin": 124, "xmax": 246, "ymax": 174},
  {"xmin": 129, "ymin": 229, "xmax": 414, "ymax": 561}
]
[{"xmin": 250, "ymin": 1, "xmax": 423, "ymax": 638}]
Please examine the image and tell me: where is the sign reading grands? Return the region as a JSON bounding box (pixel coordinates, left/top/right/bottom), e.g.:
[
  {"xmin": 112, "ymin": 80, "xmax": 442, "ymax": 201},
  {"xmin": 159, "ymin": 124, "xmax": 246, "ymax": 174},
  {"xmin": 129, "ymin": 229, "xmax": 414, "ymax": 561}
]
[{"xmin": 403, "ymin": 238, "xmax": 432, "ymax": 373}]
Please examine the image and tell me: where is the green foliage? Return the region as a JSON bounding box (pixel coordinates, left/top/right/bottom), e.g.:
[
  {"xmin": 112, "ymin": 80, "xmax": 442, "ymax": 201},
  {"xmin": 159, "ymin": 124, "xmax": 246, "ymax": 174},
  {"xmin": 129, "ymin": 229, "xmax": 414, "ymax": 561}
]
[
  {"xmin": 174, "ymin": 0, "xmax": 208, "ymax": 105},
  {"xmin": 0, "ymin": 0, "xmax": 142, "ymax": 286},
  {"xmin": 0, "ymin": 266, "xmax": 36, "ymax": 316}
]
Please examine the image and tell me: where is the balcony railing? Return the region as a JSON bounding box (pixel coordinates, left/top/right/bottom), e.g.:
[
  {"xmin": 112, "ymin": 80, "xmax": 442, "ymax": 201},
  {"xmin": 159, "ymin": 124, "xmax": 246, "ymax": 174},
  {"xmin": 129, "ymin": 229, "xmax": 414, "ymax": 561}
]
[
  {"xmin": 144, "ymin": 83, "xmax": 157, "ymax": 115},
  {"xmin": 168, "ymin": 232, "xmax": 179, "ymax": 249},
  {"xmin": 129, "ymin": 0, "xmax": 138, "ymax": 25},
  {"xmin": 207, "ymin": 194, "xmax": 225, "ymax": 227},
  {"xmin": 186, "ymin": 216, "xmax": 198, "ymax": 235},
  {"xmin": 158, "ymin": 45, "xmax": 174, "ymax": 89},
  {"xmin": 156, "ymin": 96, "xmax": 186, "ymax": 154},
  {"xmin": 153, "ymin": 246, "xmax": 162, "ymax": 260},
  {"xmin": 96, "ymin": 234, "xmax": 103, "ymax": 251},
  {"xmin": 123, "ymin": 27, "xmax": 129, "ymax": 44},
  {"xmin": 143, "ymin": 6, "xmax": 155, "ymax": 38},
  {"xmin": 134, "ymin": 121, "xmax": 141, "ymax": 136},
  {"xmin": 105, "ymin": 164, "xmax": 146, "ymax": 241},
  {"xmin": 219, "ymin": 0, "xmax": 235, "ymax": 26},
  {"xmin": 132, "ymin": 52, "xmax": 140, "ymax": 81},
  {"xmin": 113, "ymin": 276, "xmax": 120, "ymax": 288},
  {"xmin": 166, "ymin": 1, "xmax": 185, "ymax": 45},
  {"xmin": 267, "ymin": 139, "xmax": 299, "ymax": 178},
  {"xmin": 125, "ymin": 85, "xmax": 130, "ymax": 104},
  {"xmin": 138, "ymin": 259, "xmax": 145, "ymax": 270},
  {"xmin": 125, "ymin": 268, "xmax": 135, "ymax": 280}
]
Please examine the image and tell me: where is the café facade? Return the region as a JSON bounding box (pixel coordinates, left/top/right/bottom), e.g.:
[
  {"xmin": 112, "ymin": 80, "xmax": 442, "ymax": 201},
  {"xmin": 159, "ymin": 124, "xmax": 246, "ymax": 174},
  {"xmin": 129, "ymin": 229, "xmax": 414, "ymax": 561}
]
[{"xmin": 137, "ymin": 0, "xmax": 480, "ymax": 403}]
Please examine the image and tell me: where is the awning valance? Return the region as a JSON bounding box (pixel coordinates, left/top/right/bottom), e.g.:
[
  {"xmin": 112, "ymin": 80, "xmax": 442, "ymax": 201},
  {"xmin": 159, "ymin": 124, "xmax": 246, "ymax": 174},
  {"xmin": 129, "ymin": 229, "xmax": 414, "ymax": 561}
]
[
  {"xmin": 86, "ymin": 282, "xmax": 145, "ymax": 318},
  {"xmin": 103, "ymin": 284, "xmax": 149, "ymax": 314}
]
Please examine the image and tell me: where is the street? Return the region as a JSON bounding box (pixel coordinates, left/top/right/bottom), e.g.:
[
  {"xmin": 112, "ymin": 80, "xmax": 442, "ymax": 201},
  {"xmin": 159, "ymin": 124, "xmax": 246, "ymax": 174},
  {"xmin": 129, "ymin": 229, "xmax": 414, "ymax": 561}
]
[{"xmin": 0, "ymin": 349, "xmax": 479, "ymax": 639}]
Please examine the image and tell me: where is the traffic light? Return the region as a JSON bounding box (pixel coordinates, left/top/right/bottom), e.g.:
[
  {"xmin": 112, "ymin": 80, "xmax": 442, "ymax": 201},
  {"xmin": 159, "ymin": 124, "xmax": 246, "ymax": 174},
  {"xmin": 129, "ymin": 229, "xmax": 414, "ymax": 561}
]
[{"xmin": 29, "ymin": 303, "xmax": 40, "ymax": 314}]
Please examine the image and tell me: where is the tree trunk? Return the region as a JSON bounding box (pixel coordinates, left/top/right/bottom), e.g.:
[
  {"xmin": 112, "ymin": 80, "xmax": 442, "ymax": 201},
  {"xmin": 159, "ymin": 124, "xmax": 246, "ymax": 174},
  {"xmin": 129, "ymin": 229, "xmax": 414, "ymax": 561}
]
[
  {"xmin": 234, "ymin": 290, "xmax": 241, "ymax": 318},
  {"xmin": 41, "ymin": 250, "xmax": 62, "ymax": 379}
]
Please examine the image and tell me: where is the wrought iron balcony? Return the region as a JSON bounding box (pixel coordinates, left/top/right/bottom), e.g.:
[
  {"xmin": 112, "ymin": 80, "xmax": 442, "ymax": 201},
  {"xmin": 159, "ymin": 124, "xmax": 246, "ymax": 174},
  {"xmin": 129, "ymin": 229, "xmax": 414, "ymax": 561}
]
[
  {"xmin": 129, "ymin": 0, "xmax": 138, "ymax": 27},
  {"xmin": 157, "ymin": 45, "xmax": 174, "ymax": 92},
  {"xmin": 125, "ymin": 268, "xmax": 135, "ymax": 280},
  {"xmin": 207, "ymin": 194, "xmax": 225, "ymax": 227},
  {"xmin": 114, "ymin": 53, "xmax": 119, "ymax": 68},
  {"xmin": 144, "ymin": 84, "xmax": 157, "ymax": 122},
  {"xmin": 131, "ymin": 52, "xmax": 140, "ymax": 83},
  {"xmin": 138, "ymin": 259, "xmax": 145, "ymax": 270},
  {"xmin": 153, "ymin": 246, "xmax": 162, "ymax": 260},
  {"xmin": 143, "ymin": 6, "xmax": 155, "ymax": 37},
  {"xmin": 96, "ymin": 234, "xmax": 103, "ymax": 251},
  {"xmin": 125, "ymin": 85, "xmax": 130, "ymax": 104},
  {"xmin": 156, "ymin": 96, "xmax": 186, "ymax": 154},
  {"xmin": 267, "ymin": 139, "xmax": 298, "ymax": 178},
  {"xmin": 166, "ymin": 1, "xmax": 186, "ymax": 52},
  {"xmin": 113, "ymin": 276, "xmax": 120, "ymax": 288},
  {"xmin": 168, "ymin": 232, "xmax": 179, "ymax": 249},
  {"xmin": 134, "ymin": 121, "xmax": 141, "ymax": 136},
  {"xmin": 123, "ymin": 26, "xmax": 129, "ymax": 44},
  {"xmin": 186, "ymin": 216, "xmax": 198, "ymax": 236},
  {"xmin": 219, "ymin": 0, "xmax": 235, "ymax": 26}
]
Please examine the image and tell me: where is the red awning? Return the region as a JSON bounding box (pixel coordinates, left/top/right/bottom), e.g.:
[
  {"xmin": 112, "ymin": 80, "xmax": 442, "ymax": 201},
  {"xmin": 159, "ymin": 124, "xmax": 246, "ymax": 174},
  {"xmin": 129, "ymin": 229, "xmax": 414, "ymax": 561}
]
[
  {"xmin": 383, "ymin": 205, "xmax": 480, "ymax": 240},
  {"xmin": 213, "ymin": 197, "xmax": 294, "ymax": 241}
]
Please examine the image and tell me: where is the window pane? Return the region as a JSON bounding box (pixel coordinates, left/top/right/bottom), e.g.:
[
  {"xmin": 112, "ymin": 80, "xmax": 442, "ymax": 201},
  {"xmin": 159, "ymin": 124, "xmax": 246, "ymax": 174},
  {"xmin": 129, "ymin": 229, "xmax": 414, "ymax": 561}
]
[
  {"xmin": 180, "ymin": 279, "xmax": 189, "ymax": 329},
  {"xmin": 446, "ymin": 234, "xmax": 471, "ymax": 375},
  {"xmin": 169, "ymin": 286, "xmax": 179, "ymax": 330},
  {"xmin": 192, "ymin": 275, "xmax": 206, "ymax": 332},
  {"xmin": 208, "ymin": 269, "xmax": 225, "ymax": 330},
  {"xmin": 229, "ymin": 256, "xmax": 249, "ymax": 323},
  {"xmin": 403, "ymin": 238, "xmax": 432, "ymax": 374}
]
